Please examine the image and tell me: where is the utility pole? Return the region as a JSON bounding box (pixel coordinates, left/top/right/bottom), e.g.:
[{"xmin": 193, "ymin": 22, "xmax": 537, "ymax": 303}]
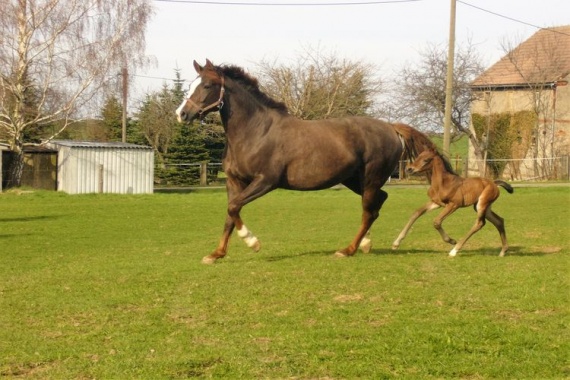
[
  {"xmin": 121, "ymin": 67, "xmax": 128, "ymax": 143},
  {"xmin": 443, "ymin": 0, "xmax": 456, "ymax": 158}
]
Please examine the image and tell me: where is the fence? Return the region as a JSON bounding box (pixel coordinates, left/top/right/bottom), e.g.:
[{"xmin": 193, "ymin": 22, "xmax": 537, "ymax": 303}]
[{"xmin": 162, "ymin": 156, "xmax": 569, "ymax": 187}]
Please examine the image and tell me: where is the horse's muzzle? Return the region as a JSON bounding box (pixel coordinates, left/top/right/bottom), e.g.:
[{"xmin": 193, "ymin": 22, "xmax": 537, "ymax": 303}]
[{"xmin": 177, "ymin": 109, "xmax": 198, "ymax": 123}]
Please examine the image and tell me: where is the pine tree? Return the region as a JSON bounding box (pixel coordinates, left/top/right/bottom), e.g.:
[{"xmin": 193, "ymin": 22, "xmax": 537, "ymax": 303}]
[
  {"xmin": 165, "ymin": 124, "xmax": 210, "ymax": 186},
  {"xmin": 101, "ymin": 96, "xmax": 123, "ymax": 141}
]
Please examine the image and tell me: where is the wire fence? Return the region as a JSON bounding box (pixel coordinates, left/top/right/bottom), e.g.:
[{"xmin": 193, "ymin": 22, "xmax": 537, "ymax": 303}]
[
  {"xmin": 4, "ymin": 156, "xmax": 568, "ymax": 191},
  {"xmin": 162, "ymin": 156, "xmax": 570, "ymax": 186}
]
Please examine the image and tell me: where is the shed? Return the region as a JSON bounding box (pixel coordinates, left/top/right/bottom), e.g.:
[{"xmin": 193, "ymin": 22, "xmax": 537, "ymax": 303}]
[
  {"xmin": 47, "ymin": 140, "xmax": 154, "ymax": 194},
  {"xmin": 1, "ymin": 143, "xmax": 58, "ymax": 191}
]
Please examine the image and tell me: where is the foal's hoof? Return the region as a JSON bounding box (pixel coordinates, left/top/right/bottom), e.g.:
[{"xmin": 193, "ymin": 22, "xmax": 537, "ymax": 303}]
[
  {"xmin": 201, "ymin": 255, "xmax": 217, "ymax": 265},
  {"xmin": 391, "ymin": 243, "xmax": 400, "ymax": 250},
  {"xmin": 448, "ymin": 248, "xmax": 458, "ymax": 257}
]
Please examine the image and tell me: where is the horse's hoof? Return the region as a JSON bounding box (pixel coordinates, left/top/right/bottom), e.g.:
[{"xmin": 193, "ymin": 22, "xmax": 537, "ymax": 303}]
[
  {"xmin": 448, "ymin": 239, "xmax": 457, "ymax": 245},
  {"xmin": 360, "ymin": 242, "xmax": 372, "ymax": 254},
  {"xmin": 448, "ymin": 248, "xmax": 458, "ymax": 257},
  {"xmin": 391, "ymin": 244, "xmax": 399, "ymax": 250},
  {"xmin": 334, "ymin": 251, "xmax": 348, "ymax": 258},
  {"xmin": 251, "ymin": 240, "xmax": 261, "ymax": 252},
  {"xmin": 201, "ymin": 256, "xmax": 217, "ymax": 265}
]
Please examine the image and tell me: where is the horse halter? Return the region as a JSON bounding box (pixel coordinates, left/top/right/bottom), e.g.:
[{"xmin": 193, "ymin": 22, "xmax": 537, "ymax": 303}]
[{"xmin": 186, "ymin": 76, "xmax": 225, "ymax": 119}]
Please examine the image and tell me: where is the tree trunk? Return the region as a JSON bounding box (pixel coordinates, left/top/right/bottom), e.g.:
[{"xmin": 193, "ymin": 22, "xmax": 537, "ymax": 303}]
[{"xmin": 6, "ymin": 150, "xmax": 25, "ymax": 188}]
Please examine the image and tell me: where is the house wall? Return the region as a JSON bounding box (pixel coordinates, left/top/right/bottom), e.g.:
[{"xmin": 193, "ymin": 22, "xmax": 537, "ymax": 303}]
[
  {"xmin": 55, "ymin": 145, "xmax": 154, "ymax": 194},
  {"xmin": 469, "ymin": 76, "xmax": 570, "ymax": 179}
]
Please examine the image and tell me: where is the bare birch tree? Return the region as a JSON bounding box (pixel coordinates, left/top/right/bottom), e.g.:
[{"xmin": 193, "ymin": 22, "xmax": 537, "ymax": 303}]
[
  {"xmin": 0, "ymin": 0, "xmax": 153, "ymax": 186},
  {"xmin": 388, "ymin": 41, "xmax": 485, "ymax": 164}
]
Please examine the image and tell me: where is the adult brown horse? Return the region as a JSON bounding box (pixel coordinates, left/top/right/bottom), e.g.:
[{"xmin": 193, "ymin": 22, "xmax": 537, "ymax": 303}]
[
  {"xmin": 176, "ymin": 59, "xmax": 435, "ymax": 264},
  {"xmin": 392, "ymin": 148, "xmax": 513, "ymax": 257}
]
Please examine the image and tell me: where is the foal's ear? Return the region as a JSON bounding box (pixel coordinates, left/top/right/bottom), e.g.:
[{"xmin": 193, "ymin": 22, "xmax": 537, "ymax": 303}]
[{"xmin": 193, "ymin": 60, "xmax": 203, "ymax": 74}]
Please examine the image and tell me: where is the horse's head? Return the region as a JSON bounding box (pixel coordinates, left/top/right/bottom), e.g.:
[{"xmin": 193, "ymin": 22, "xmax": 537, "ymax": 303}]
[
  {"xmin": 406, "ymin": 148, "xmax": 437, "ymax": 175},
  {"xmin": 176, "ymin": 59, "xmax": 225, "ymax": 123}
]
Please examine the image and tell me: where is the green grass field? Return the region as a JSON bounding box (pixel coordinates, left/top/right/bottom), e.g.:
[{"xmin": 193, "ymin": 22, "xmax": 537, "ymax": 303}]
[{"xmin": 1, "ymin": 185, "xmax": 568, "ymax": 379}]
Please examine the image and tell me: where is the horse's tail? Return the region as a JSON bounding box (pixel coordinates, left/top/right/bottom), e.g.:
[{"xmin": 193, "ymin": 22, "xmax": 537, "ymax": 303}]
[
  {"xmin": 494, "ymin": 180, "xmax": 514, "ymax": 194},
  {"xmin": 392, "ymin": 123, "xmax": 437, "ymax": 162}
]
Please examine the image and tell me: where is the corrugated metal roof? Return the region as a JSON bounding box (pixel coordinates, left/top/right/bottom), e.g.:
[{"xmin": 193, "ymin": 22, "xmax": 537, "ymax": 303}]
[
  {"xmin": 471, "ymin": 25, "xmax": 570, "ymax": 88},
  {"xmin": 50, "ymin": 140, "xmax": 152, "ymax": 150}
]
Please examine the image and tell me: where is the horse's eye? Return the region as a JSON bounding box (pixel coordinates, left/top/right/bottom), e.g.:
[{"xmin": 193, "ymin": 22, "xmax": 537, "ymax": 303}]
[{"xmin": 203, "ymin": 84, "xmax": 211, "ymax": 90}]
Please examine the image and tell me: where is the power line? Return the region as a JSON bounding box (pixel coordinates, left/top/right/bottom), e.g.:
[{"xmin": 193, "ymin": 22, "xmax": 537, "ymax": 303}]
[
  {"xmin": 154, "ymin": 0, "xmax": 421, "ymax": 5},
  {"xmin": 133, "ymin": 74, "xmax": 184, "ymax": 82},
  {"xmin": 458, "ymin": 0, "xmax": 570, "ymax": 36}
]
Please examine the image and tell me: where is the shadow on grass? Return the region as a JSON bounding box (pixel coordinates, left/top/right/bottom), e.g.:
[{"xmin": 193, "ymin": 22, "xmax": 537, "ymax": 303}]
[
  {"xmin": 458, "ymin": 246, "xmax": 551, "ymax": 257},
  {"xmin": 264, "ymin": 247, "xmax": 441, "ymax": 262},
  {"xmin": 0, "ymin": 233, "xmax": 33, "ymax": 239},
  {"xmin": 263, "ymin": 245, "xmax": 551, "ymax": 262},
  {"xmin": 0, "ymin": 215, "xmax": 61, "ymax": 223}
]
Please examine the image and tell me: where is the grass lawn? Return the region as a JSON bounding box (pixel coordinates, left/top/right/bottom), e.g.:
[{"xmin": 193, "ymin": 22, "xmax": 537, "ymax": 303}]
[{"xmin": 0, "ymin": 185, "xmax": 568, "ymax": 379}]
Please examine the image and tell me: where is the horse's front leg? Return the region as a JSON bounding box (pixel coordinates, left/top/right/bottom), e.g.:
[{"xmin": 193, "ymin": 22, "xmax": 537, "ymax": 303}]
[
  {"xmin": 335, "ymin": 189, "xmax": 388, "ymax": 257},
  {"xmin": 392, "ymin": 201, "xmax": 440, "ymax": 249},
  {"xmin": 202, "ymin": 214, "xmax": 236, "ymax": 264},
  {"xmin": 202, "ymin": 176, "xmax": 274, "ymax": 264}
]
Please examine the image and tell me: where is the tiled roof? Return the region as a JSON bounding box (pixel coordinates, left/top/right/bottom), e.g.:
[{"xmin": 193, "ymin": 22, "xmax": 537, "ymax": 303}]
[{"xmin": 471, "ymin": 25, "xmax": 570, "ymax": 88}]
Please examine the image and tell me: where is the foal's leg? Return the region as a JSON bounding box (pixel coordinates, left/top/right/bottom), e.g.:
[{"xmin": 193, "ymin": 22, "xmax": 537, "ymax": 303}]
[
  {"xmin": 433, "ymin": 203, "xmax": 460, "ymax": 246},
  {"xmin": 335, "ymin": 188, "xmax": 388, "ymax": 257},
  {"xmin": 485, "ymin": 207, "xmax": 508, "ymax": 257},
  {"xmin": 392, "ymin": 201, "xmax": 440, "ymax": 249},
  {"xmin": 448, "ymin": 204, "xmax": 487, "ymax": 257}
]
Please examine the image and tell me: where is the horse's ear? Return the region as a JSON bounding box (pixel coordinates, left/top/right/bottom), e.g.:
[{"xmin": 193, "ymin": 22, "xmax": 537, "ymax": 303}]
[
  {"xmin": 193, "ymin": 60, "xmax": 203, "ymax": 74},
  {"xmin": 205, "ymin": 59, "xmax": 214, "ymax": 69}
]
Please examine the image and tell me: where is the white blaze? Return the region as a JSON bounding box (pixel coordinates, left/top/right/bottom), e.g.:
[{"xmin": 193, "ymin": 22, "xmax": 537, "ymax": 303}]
[{"xmin": 175, "ymin": 76, "xmax": 202, "ymax": 120}]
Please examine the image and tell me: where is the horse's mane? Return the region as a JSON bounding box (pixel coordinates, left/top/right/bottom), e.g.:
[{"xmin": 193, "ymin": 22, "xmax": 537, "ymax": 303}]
[
  {"xmin": 433, "ymin": 148, "xmax": 457, "ymax": 175},
  {"xmin": 217, "ymin": 65, "xmax": 289, "ymax": 114}
]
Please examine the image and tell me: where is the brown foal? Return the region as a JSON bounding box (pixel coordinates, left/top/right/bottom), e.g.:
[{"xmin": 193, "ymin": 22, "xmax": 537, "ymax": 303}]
[{"xmin": 392, "ymin": 148, "xmax": 513, "ymax": 257}]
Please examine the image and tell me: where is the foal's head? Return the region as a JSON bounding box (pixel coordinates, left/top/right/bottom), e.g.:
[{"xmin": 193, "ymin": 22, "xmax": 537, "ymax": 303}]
[
  {"xmin": 406, "ymin": 148, "xmax": 438, "ymax": 175},
  {"xmin": 176, "ymin": 59, "xmax": 225, "ymax": 123},
  {"xmin": 406, "ymin": 148, "xmax": 456, "ymax": 176}
]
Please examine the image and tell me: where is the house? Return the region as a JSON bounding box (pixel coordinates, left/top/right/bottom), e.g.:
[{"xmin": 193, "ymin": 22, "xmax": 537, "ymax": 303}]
[{"xmin": 469, "ymin": 25, "xmax": 570, "ymax": 180}]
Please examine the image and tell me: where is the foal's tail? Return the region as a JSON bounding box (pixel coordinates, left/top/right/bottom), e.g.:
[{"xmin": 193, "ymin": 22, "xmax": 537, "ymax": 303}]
[
  {"xmin": 494, "ymin": 180, "xmax": 514, "ymax": 194},
  {"xmin": 392, "ymin": 123, "xmax": 437, "ymax": 162}
]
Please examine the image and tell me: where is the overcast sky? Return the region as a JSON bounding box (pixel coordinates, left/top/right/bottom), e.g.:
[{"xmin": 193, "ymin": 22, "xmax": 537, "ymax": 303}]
[{"xmin": 131, "ymin": 0, "xmax": 569, "ymax": 103}]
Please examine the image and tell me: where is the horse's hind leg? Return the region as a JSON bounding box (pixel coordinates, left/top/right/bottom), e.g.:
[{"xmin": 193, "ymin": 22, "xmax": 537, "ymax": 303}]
[
  {"xmin": 335, "ymin": 188, "xmax": 388, "ymax": 257},
  {"xmin": 485, "ymin": 207, "xmax": 508, "ymax": 257}
]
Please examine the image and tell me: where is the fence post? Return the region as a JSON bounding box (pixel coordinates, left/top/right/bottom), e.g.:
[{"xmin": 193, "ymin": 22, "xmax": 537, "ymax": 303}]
[
  {"xmin": 98, "ymin": 164, "xmax": 104, "ymax": 193},
  {"xmin": 463, "ymin": 157, "xmax": 468, "ymax": 178},
  {"xmin": 200, "ymin": 161, "xmax": 208, "ymax": 186}
]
